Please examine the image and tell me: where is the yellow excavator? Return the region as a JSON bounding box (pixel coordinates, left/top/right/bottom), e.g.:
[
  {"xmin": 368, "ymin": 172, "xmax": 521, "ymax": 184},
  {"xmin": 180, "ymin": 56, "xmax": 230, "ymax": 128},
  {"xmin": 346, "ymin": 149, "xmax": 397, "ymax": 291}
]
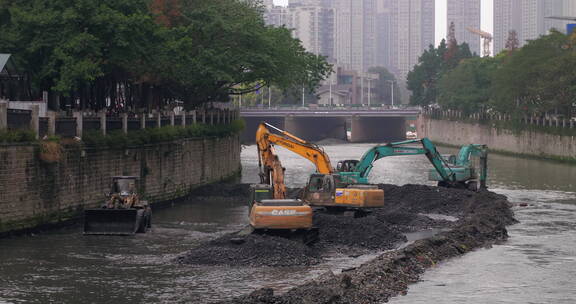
[
  {"xmin": 257, "ymin": 123, "xmax": 384, "ymax": 211},
  {"xmin": 249, "ymin": 123, "xmax": 316, "ymax": 243}
]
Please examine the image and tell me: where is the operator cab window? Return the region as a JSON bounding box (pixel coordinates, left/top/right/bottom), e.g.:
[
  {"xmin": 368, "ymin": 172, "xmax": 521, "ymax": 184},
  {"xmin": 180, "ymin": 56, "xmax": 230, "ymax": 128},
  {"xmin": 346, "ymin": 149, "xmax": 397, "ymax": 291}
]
[{"xmin": 309, "ymin": 176, "xmax": 324, "ymax": 192}]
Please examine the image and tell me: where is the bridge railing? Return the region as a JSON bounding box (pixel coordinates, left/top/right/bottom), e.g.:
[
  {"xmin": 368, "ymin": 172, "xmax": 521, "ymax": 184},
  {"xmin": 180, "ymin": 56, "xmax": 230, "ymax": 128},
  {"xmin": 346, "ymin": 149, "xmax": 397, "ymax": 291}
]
[{"xmin": 240, "ymin": 104, "xmax": 420, "ymax": 111}]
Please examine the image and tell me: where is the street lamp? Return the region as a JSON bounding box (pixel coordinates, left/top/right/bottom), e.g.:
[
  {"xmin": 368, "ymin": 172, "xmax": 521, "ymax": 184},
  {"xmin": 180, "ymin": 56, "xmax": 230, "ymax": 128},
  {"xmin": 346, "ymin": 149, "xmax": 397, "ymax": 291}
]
[
  {"xmin": 367, "ymin": 78, "xmax": 371, "ymax": 107},
  {"xmin": 385, "ymin": 80, "xmax": 395, "ymax": 108},
  {"xmin": 302, "ymin": 84, "xmax": 305, "ymax": 107}
]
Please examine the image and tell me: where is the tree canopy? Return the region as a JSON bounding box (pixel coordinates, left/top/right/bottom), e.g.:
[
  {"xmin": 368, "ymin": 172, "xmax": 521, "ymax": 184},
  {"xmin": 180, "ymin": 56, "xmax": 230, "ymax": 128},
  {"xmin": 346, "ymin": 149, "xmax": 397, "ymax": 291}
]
[
  {"xmin": 0, "ymin": 0, "xmax": 331, "ymax": 111},
  {"xmin": 368, "ymin": 66, "xmax": 401, "ymax": 105},
  {"xmin": 406, "ymin": 39, "xmax": 473, "ymax": 106},
  {"xmin": 437, "ymin": 57, "xmax": 496, "ymax": 114},
  {"xmin": 433, "ymin": 30, "xmax": 576, "ymax": 119}
]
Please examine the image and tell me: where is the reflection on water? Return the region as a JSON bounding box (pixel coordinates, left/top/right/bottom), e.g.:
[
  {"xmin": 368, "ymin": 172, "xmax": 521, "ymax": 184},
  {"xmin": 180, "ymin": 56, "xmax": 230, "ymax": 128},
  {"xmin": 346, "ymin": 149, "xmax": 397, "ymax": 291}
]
[{"xmin": 1, "ymin": 143, "xmax": 575, "ymax": 303}]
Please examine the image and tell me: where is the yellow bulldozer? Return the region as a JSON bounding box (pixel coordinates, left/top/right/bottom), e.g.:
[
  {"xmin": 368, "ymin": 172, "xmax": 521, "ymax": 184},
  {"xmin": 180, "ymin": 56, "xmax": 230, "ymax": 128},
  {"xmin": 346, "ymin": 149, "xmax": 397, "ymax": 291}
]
[{"xmin": 83, "ymin": 176, "xmax": 152, "ymax": 235}]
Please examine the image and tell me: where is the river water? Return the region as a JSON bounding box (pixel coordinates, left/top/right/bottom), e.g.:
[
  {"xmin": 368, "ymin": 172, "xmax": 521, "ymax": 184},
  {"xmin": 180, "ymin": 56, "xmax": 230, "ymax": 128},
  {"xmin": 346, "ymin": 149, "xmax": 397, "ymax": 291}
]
[{"xmin": 1, "ymin": 143, "xmax": 575, "ymax": 303}]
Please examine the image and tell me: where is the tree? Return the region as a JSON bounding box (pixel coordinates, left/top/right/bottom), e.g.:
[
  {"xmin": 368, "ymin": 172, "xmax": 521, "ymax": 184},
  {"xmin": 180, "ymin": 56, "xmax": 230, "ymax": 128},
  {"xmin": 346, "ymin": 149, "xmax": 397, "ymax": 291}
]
[
  {"xmin": 0, "ymin": 0, "xmax": 331, "ymax": 111},
  {"xmin": 407, "ymin": 40, "xmax": 473, "ymax": 106},
  {"xmin": 492, "ymin": 30, "xmax": 575, "ymax": 117},
  {"xmin": 438, "ymin": 57, "xmax": 496, "ymax": 114},
  {"xmin": 505, "ymin": 30, "xmax": 519, "ymax": 52},
  {"xmin": 368, "ymin": 66, "xmax": 400, "ymax": 105}
]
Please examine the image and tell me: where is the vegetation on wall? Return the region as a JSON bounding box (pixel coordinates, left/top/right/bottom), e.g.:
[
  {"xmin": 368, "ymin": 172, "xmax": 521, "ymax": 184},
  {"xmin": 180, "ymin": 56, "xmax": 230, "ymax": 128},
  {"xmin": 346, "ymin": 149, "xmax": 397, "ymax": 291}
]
[
  {"xmin": 82, "ymin": 119, "xmax": 245, "ymax": 148},
  {"xmin": 0, "ymin": 129, "xmax": 36, "ymax": 143}
]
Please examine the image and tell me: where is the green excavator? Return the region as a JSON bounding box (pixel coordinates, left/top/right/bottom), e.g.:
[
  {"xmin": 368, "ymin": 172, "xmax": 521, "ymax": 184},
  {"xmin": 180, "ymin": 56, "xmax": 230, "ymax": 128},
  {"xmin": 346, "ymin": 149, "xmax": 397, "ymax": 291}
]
[{"xmin": 336, "ymin": 138, "xmax": 488, "ymax": 191}]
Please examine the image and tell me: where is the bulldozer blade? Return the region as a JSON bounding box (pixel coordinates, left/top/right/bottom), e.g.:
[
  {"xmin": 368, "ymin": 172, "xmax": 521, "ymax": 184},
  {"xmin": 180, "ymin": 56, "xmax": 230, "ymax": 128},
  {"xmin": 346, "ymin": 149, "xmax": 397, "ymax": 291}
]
[{"xmin": 83, "ymin": 209, "xmax": 139, "ymax": 235}]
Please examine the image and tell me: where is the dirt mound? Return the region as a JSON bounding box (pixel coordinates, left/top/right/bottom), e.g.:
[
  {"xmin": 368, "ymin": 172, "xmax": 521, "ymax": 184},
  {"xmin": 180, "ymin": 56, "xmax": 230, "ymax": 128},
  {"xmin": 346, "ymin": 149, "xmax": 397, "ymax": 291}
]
[
  {"xmin": 314, "ymin": 213, "xmax": 406, "ymax": 253},
  {"xmin": 177, "ymin": 233, "xmax": 321, "ymax": 267},
  {"xmin": 220, "ymin": 186, "xmax": 517, "ymax": 304},
  {"xmin": 376, "ymin": 211, "xmax": 456, "ymax": 232},
  {"xmin": 377, "ymin": 183, "xmax": 475, "ymax": 216},
  {"xmin": 177, "ymin": 213, "xmax": 409, "ymax": 267}
]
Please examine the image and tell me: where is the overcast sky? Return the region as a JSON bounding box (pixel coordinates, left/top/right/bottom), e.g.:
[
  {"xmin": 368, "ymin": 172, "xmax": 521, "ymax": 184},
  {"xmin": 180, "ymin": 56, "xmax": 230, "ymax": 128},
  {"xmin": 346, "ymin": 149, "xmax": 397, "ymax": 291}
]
[{"xmin": 272, "ymin": 0, "xmax": 494, "ymax": 48}]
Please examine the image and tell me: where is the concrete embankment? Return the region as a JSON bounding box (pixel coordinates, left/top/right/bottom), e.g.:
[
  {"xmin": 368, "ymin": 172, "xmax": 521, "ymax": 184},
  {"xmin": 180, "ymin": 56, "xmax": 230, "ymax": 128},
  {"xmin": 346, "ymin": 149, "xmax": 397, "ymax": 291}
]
[
  {"xmin": 0, "ymin": 136, "xmax": 241, "ymax": 236},
  {"xmin": 178, "ymin": 183, "xmax": 516, "ymax": 304},
  {"xmin": 417, "ymin": 115, "xmax": 576, "ymax": 161}
]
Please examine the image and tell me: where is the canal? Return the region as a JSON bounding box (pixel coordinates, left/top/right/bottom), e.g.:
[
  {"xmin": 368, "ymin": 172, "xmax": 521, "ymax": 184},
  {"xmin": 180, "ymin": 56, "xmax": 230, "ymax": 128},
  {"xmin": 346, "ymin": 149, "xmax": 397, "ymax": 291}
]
[{"xmin": 0, "ymin": 143, "xmax": 575, "ymax": 303}]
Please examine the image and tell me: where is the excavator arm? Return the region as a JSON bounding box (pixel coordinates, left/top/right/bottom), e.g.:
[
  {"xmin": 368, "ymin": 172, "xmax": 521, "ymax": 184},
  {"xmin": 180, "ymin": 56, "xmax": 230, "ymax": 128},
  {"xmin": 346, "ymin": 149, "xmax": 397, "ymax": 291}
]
[
  {"xmin": 338, "ymin": 138, "xmax": 456, "ymax": 184},
  {"xmin": 256, "ymin": 125, "xmax": 287, "ymax": 199},
  {"xmin": 257, "ymin": 123, "xmax": 334, "ymax": 175},
  {"xmin": 452, "ymin": 144, "xmax": 488, "ymax": 189}
]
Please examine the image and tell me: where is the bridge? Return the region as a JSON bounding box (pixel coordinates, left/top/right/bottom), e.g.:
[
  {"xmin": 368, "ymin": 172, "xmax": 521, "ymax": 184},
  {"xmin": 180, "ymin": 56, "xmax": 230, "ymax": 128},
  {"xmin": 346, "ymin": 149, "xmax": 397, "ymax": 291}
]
[{"xmin": 239, "ymin": 107, "xmax": 420, "ymax": 143}]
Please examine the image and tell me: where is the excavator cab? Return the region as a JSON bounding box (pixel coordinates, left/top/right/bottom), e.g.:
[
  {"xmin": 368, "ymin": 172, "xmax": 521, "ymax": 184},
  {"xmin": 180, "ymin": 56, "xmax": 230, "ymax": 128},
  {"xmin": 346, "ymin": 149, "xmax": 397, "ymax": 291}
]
[
  {"xmin": 248, "ymin": 184, "xmax": 273, "ymax": 209},
  {"xmin": 303, "ymin": 174, "xmax": 384, "ymax": 209},
  {"xmin": 303, "ymin": 174, "xmax": 336, "ymax": 205},
  {"xmin": 337, "ymin": 160, "xmax": 359, "ymax": 173},
  {"xmin": 428, "ymin": 144, "xmax": 488, "ymax": 191}
]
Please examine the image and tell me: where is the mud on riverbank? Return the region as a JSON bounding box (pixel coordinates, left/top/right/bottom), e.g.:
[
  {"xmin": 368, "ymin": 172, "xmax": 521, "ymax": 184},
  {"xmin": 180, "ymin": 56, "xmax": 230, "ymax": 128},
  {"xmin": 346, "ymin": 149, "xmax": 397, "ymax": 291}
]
[{"xmin": 179, "ymin": 183, "xmax": 516, "ymax": 303}]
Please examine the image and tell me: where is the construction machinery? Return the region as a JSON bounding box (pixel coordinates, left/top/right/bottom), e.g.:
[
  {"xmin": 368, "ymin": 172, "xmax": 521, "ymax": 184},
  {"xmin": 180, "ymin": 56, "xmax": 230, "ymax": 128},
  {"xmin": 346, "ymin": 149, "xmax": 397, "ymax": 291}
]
[
  {"xmin": 467, "ymin": 27, "xmax": 493, "ymax": 57},
  {"xmin": 257, "ymin": 122, "xmax": 384, "ymax": 210},
  {"xmin": 429, "ymin": 143, "xmax": 488, "ymax": 191},
  {"xmin": 83, "ymin": 176, "xmax": 152, "ymax": 235},
  {"xmin": 250, "ymin": 124, "xmax": 316, "ymax": 243},
  {"xmin": 337, "ymin": 138, "xmax": 487, "ymax": 191}
]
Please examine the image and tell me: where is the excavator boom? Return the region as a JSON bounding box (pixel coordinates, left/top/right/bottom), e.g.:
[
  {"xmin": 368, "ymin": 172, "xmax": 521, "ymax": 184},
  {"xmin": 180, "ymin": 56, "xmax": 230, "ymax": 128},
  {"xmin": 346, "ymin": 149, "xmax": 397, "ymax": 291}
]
[
  {"xmin": 338, "ymin": 138, "xmax": 455, "ymax": 184},
  {"xmin": 338, "ymin": 138, "xmax": 487, "ymax": 190},
  {"xmin": 257, "ymin": 123, "xmax": 334, "ymax": 175}
]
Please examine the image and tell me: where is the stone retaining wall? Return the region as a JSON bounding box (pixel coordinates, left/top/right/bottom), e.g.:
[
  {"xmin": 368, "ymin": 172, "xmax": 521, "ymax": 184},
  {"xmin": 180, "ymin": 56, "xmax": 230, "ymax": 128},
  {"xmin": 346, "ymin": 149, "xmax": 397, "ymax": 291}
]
[
  {"xmin": 417, "ymin": 116, "xmax": 576, "ymax": 161},
  {"xmin": 0, "ymin": 136, "xmax": 241, "ymax": 234}
]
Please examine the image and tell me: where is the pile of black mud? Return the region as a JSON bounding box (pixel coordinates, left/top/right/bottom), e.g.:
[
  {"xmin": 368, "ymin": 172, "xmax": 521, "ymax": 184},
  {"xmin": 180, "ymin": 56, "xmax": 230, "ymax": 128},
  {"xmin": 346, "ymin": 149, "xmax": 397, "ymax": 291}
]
[
  {"xmin": 313, "ymin": 213, "xmax": 407, "ymax": 255},
  {"xmin": 176, "ymin": 212, "xmax": 409, "ymax": 267},
  {"xmin": 176, "ymin": 233, "xmax": 321, "ymax": 267},
  {"xmin": 218, "ymin": 184, "xmax": 517, "ymax": 304}
]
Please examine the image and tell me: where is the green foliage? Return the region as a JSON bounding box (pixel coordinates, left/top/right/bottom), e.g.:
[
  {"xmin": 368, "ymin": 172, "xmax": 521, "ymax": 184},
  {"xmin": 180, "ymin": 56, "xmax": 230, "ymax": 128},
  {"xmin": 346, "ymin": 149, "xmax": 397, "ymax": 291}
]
[
  {"xmin": 493, "ymin": 30, "xmax": 576, "ymax": 117},
  {"xmin": 368, "ymin": 66, "xmax": 401, "ymax": 105},
  {"xmin": 82, "ymin": 119, "xmax": 245, "ymax": 148},
  {"xmin": 438, "ymin": 57, "xmax": 497, "ymax": 114},
  {"xmin": 407, "ymin": 40, "xmax": 473, "ymax": 106},
  {"xmin": 0, "ymin": 129, "xmax": 36, "ymax": 143},
  {"xmin": 433, "ymin": 30, "xmax": 576, "ymax": 119},
  {"xmin": 0, "ymin": 0, "xmax": 331, "ymax": 110}
]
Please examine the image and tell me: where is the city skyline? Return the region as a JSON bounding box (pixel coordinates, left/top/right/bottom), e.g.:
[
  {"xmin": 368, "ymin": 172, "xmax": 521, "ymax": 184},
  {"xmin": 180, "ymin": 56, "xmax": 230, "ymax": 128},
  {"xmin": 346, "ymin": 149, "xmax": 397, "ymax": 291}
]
[{"xmin": 274, "ymin": 0, "xmax": 494, "ymax": 52}]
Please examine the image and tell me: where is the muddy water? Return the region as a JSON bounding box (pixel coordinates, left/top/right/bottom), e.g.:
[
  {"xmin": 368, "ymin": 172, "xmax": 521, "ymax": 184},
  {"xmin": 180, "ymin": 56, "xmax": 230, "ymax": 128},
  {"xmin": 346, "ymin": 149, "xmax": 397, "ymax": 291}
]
[{"xmin": 1, "ymin": 143, "xmax": 575, "ymax": 303}]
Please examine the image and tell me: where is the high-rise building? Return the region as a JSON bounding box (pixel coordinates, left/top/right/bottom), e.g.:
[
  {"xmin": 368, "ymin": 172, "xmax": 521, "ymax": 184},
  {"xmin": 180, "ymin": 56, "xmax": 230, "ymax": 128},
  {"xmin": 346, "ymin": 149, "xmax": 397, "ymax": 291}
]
[
  {"xmin": 447, "ymin": 0, "xmax": 481, "ymax": 55},
  {"xmin": 333, "ymin": 0, "xmax": 377, "ymax": 72},
  {"xmin": 375, "ymin": 0, "xmax": 392, "ymax": 70},
  {"xmin": 388, "ymin": 0, "xmax": 435, "ymax": 82},
  {"xmin": 565, "ymin": 0, "xmax": 576, "ymax": 16},
  {"xmin": 262, "ymin": 0, "xmax": 274, "ymax": 9},
  {"xmin": 493, "ymin": 0, "xmax": 566, "ymax": 55},
  {"xmin": 288, "ymin": 5, "xmax": 335, "ymax": 60},
  {"xmin": 264, "ymin": 5, "xmax": 290, "ymax": 27},
  {"xmin": 264, "ymin": 1, "xmax": 335, "ymax": 61}
]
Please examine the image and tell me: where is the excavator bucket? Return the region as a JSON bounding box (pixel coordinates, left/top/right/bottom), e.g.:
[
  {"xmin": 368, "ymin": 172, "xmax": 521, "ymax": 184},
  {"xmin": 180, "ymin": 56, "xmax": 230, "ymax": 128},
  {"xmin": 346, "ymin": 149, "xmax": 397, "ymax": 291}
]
[{"xmin": 83, "ymin": 209, "xmax": 140, "ymax": 235}]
